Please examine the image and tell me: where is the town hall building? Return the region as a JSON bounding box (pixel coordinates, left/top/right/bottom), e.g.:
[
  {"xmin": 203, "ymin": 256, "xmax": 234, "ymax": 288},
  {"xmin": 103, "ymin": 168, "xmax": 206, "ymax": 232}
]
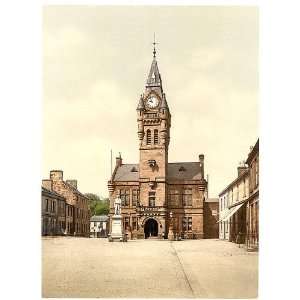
[{"xmin": 107, "ymin": 46, "xmax": 210, "ymax": 239}]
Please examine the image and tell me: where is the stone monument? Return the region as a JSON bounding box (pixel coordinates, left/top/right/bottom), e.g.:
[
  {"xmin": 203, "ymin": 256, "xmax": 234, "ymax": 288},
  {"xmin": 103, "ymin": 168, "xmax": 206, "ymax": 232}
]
[{"xmin": 109, "ymin": 197, "xmax": 124, "ymax": 242}]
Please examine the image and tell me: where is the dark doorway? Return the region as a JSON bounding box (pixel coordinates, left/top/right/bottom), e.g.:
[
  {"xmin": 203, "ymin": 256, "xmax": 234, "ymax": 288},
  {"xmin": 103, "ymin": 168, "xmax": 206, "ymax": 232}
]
[{"xmin": 144, "ymin": 218, "xmax": 158, "ymax": 238}]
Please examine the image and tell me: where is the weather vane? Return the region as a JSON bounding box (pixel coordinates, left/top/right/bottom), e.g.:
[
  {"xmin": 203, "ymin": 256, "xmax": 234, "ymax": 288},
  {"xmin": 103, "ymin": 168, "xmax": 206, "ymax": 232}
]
[{"xmin": 152, "ymin": 32, "xmax": 158, "ymax": 58}]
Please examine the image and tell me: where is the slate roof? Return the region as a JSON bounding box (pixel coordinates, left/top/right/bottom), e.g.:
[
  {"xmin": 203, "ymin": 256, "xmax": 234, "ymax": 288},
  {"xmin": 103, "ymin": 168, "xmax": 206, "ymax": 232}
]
[
  {"xmin": 90, "ymin": 215, "xmax": 109, "ymax": 222},
  {"xmin": 113, "ymin": 162, "xmax": 202, "ymax": 182},
  {"xmin": 168, "ymin": 162, "xmax": 202, "ymax": 180},
  {"xmin": 41, "ymin": 186, "xmax": 66, "ymax": 200},
  {"xmin": 114, "ymin": 164, "xmax": 139, "ymax": 181}
]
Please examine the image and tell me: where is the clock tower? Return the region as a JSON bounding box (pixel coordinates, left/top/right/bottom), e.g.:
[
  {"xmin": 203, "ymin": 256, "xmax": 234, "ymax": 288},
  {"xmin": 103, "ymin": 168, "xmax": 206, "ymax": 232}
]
[
  {"xmin": 136, "ymin": 45, "xmax": 171, "ymax": 237},
  {"xmin": 108, "ymin": 40, "xmax": 207, "ymax": 240}
]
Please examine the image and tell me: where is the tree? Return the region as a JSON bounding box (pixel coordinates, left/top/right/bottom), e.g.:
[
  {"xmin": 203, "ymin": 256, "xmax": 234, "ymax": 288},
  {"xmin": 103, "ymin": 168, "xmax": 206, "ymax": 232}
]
[{"xmin": 84, "ymin": 193, "xmax": 109, "ymax": 216}]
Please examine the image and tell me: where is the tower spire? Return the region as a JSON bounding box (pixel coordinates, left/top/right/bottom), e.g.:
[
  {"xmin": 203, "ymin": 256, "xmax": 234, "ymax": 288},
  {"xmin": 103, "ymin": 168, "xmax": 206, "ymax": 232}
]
[
  {"xmin": 147, "ymin": 33, "xmax": 162, "ymax": 87},
  {"xmin": 152, "ymin": 33, "xmax": 158, "ymax": 58}
]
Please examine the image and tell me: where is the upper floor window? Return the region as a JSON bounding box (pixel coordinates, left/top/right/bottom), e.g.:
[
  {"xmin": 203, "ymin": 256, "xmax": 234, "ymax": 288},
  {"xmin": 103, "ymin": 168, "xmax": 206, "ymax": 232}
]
[
  {"xmin": 146, "ymin": 129, "xmax": 151, "ymax": 145},
  {"xmin": 132, "ymin": 189, "xmax": 139, "ymax": 206},
  {"xmin": 120, "ymin": 189, "xmax": 130, "ymax": 206},
  {"xmin": 169, "ymin": 190, "xmax": 180, "ymax": 206},
  {"xmin": 149, "ymin": 191, "xmax": 156, "ymax": 207},
  {"xmin": 45, "ymin": 198, "xmax": 49, "ymax": 212},
  {"xmin": 255, "ymin": 158, "xmax": 259, "ymax": 187},
  {"xmin": 182, "ymin": 189, "xmax": 192, "ymax": 206},
  {"xmin": 154, "ymin": 129, "xmax": 159, "ymax": 144}
]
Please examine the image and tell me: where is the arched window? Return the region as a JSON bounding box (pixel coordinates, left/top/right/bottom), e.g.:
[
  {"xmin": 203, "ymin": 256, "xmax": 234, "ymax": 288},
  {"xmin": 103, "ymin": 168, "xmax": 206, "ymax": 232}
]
[
  {"xmin": 154, "ymin": 129, "xmax": 159, "ymax": 144},
  {"xmin": 146, "ymin": 129, "xmax": 151, "ymax": 145}
]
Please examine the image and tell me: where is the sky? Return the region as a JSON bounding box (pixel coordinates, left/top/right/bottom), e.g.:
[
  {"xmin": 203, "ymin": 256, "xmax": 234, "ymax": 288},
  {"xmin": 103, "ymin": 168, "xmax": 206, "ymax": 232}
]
[{"xmin": 43, "ymin": 6, "xmax": 258, "ymax": 198}]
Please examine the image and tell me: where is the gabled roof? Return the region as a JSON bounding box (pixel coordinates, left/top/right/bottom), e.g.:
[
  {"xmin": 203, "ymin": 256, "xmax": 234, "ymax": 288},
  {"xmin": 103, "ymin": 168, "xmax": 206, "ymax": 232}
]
[{"xmin": 112, "ymin": 162, "xmax": 202, "ymax": 182}]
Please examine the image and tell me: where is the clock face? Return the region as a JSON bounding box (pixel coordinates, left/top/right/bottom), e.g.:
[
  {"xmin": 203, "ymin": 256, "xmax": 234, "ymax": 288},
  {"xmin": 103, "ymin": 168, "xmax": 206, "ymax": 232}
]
[{"xmin": 147, "ymin": 95, "xmax": 159, "ymax": 108}]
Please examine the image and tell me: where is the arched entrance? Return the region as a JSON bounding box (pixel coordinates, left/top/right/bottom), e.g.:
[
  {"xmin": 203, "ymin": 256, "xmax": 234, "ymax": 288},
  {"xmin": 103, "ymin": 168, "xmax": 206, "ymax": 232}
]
[{"xmin": 144, "ymin": 218, "xmax": 158, "ymax": 238}]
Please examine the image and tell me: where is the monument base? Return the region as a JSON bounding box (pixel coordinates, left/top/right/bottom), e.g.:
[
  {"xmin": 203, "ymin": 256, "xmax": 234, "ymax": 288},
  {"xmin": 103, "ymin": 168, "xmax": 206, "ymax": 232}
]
[{"xmin": 109, "ymin": 215, "xmax": 124, "ymax": 242}]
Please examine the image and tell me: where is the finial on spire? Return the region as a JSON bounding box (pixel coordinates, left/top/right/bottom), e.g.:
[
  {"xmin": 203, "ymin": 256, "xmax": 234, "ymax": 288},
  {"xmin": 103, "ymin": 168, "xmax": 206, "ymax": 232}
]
[{"xmin": 152, "ymin": 33, "xmax": 158, "ymax": 58}]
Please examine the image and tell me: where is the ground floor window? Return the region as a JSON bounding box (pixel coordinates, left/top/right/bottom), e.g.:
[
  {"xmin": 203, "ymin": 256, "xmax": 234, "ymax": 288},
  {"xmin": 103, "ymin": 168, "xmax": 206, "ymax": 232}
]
[
  {"xmin": 132, "ymin": 217, "xmax": 137, "ymax": 230},
  {"xmin": 124, "ymin": 217, "xmax": 130, "ymax": 230},
  {"xmin": 182, "ymin": 217, "xmax": 192, "ymax": 231}
]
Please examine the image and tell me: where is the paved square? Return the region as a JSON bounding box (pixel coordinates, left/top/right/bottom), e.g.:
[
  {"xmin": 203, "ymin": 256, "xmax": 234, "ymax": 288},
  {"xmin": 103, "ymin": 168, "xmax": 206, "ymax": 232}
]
[{"xmin": 42, "ymin": 237, "xmax": 258, "ymax": 298}]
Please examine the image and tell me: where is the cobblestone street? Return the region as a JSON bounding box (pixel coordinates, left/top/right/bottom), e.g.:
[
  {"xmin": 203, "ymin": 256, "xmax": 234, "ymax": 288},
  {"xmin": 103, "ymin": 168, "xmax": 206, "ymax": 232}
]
[{"xmin": 42, "ymin": 237, "xmax": 258, "ymax": 298}]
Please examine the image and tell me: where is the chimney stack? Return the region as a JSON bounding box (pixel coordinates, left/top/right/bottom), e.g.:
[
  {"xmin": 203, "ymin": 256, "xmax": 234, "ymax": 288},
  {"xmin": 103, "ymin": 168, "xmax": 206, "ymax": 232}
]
[
  {"xmin": 116, "ymin": 152, "xmax": 123, "ymax": 167},
  {"xmin": 237, "ymin": 161, "xmax": 247, "ymax": 176},
  {"xmin": 66, "ymin": 179, "xmax": 77, "ymax": 189},
  {"xmin": 50, "ymin": 170, "xmax": 63, "ymax": 181},
  {"xmin": 199, "ymin": 154, "xmax": 204, "ymax": 179}
]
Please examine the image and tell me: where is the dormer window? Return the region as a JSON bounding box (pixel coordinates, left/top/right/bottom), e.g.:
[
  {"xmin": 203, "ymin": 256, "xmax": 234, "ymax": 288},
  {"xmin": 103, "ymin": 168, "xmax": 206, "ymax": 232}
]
[{"xmin": 179, "ymin": 166, "xmax": 186, "ymax": 172}]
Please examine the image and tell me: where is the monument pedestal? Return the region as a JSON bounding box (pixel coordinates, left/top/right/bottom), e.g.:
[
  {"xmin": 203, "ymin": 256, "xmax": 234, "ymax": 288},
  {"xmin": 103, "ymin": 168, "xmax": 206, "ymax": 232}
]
[{"xmin": 109, "ymin": 215, "xmax": 124, "ymax": 242}]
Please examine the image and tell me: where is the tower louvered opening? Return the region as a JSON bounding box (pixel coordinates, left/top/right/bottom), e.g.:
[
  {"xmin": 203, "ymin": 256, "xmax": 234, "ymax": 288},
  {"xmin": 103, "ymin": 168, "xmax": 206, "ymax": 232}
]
[
  {"xmin": 146, "ymin": 129, "xmax": 151, "ymax": 145},
  {"xmin": 154, "ymin": 129, "xmax": 159, "ymax": 144}
]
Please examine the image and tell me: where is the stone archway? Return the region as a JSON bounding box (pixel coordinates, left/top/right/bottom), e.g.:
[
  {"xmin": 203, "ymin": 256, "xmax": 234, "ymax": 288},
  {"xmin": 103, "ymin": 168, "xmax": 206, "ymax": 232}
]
[{"xmin": 144, "ymin": 218, "xmax": 158, "ymax": 239}]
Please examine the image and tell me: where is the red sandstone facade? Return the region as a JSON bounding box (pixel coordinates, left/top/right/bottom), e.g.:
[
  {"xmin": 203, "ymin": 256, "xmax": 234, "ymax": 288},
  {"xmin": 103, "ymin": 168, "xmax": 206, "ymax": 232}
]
[{"xmin": 108, "ymin": 51, "xmax": 208, "ymax": 239}]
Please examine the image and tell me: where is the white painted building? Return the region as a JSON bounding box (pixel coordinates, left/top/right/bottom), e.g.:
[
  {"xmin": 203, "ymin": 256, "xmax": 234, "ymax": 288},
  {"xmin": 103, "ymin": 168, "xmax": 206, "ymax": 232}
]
[
  {"xmin": 90, "ymin": 215, "xmax": 109, "ymax": 238},
  {"xmin": 219, "ymin": 191, "xmax": 230, "ymax": 240},
  {"xmin": 218, "ymin": 164, "xmax": 250, "ymax": 243}
]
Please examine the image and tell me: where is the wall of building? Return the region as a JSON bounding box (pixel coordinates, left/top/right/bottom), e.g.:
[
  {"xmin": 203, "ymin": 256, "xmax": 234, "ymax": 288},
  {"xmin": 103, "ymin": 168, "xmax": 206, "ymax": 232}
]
[
  {"xmin": 246, "ymin": 140, "xmax": 259, "ymax": 250},
  {"xmin": 42, "ymin": 170, "xmax": 90, "ymax": 237},
  {"xmin": 41, "ymin": 189, "xmax": 66, "ymax": 236},
  {"xmin": 204, "ymin": 201, "xmax": 219, "ymax": 238}
]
